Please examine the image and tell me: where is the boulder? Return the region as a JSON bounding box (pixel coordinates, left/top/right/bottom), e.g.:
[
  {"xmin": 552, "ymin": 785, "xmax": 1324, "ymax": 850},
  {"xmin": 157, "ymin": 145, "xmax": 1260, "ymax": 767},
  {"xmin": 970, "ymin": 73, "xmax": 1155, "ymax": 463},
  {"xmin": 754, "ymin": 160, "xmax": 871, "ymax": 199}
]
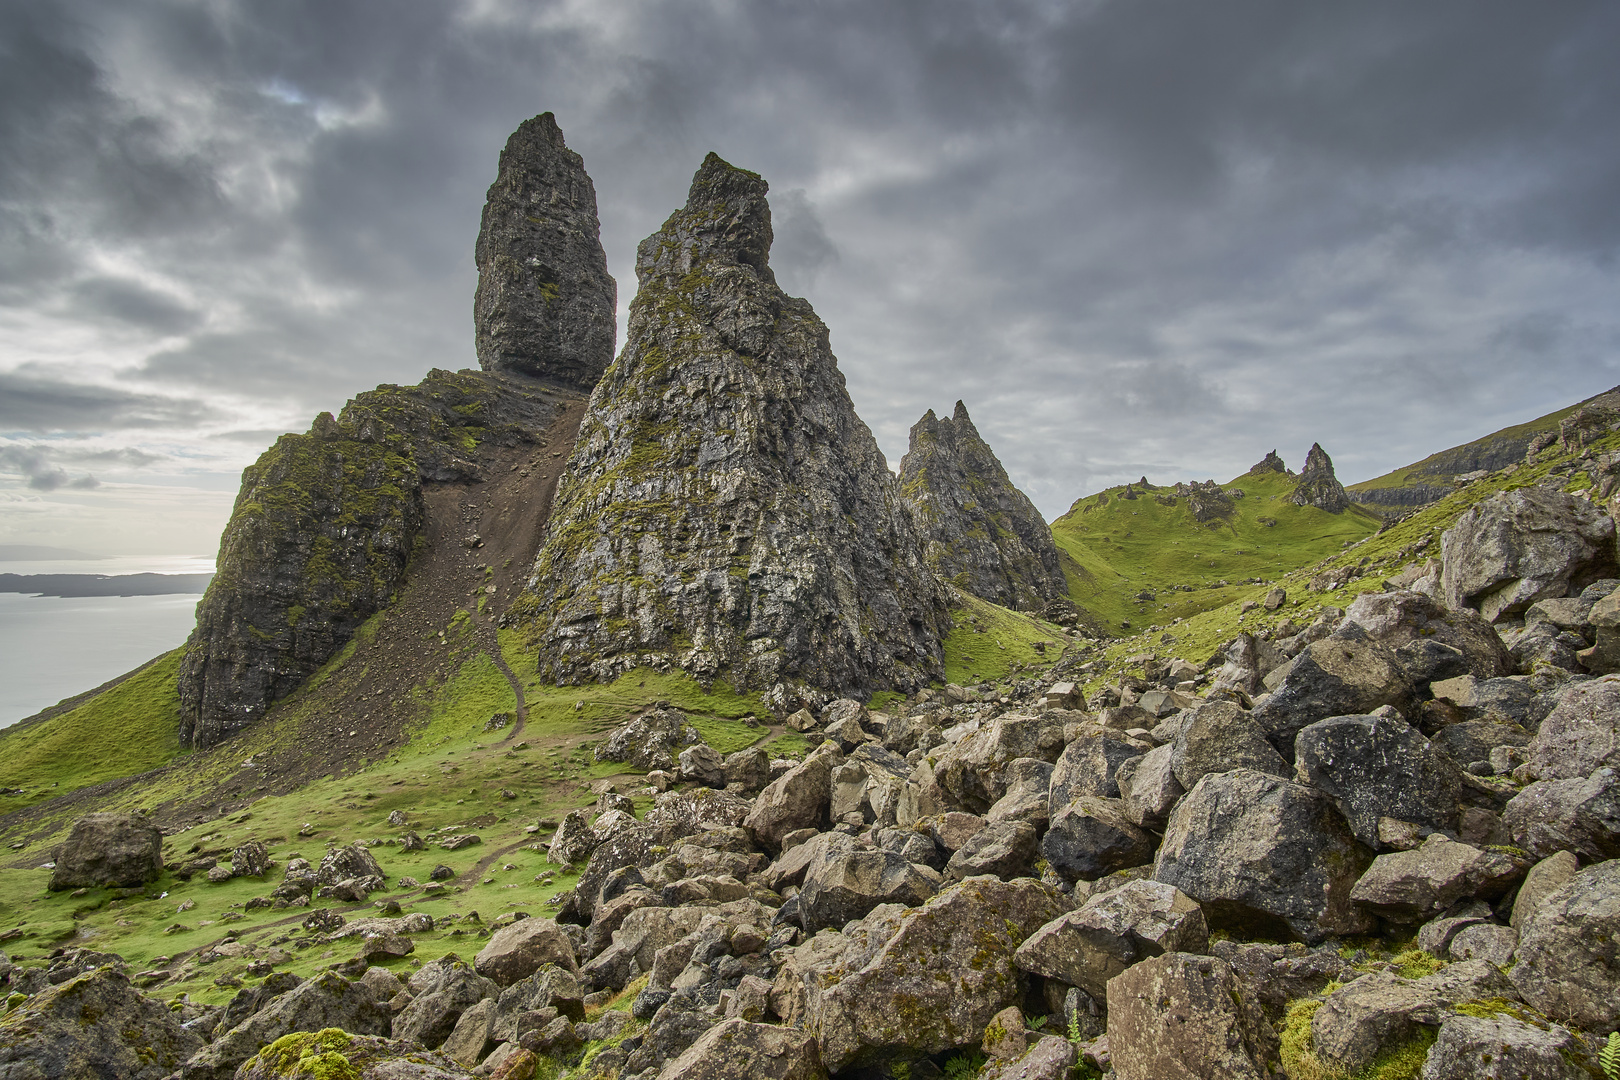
[
  {"xmin": 799, "ymin": 840, "xmax": 938, "ymax": 934},
  {"xmin": 1420, "ymin": 1014, "xmax": 1597, "ymax": 1080},
  {"xmin": 439, "ymin": 998, "xmax": 496, "ymax": 1067},
  {"xmin": 1441, "ymin": 487, "xmax": 1617, "ymax": 623},
  {"xmin": 1170, "ymin": 701, "xmax": 1288, "ymax": 790},
  {"xmin": 1049, "ymin": 729, "xmax": 1144, "ymax": 803},
  {"xmin": 1580, "ymin": 587, "xmax": 1620, "ymax": 673},
  {"xmin": 1310, "ymin": 960, "xmax": 1512, "ymax": 1075},
  {"xmin": 943, "ymin": 819, "xmax": 1038, "ymax": 883},
  {"xmin": 595, "ymin": 707, "xmax": 702, "ymax": 771},
  {"xmin": 744, "ymin": 741, "xmax": 842, "ymax": 849},
  {"xmin": 1502, "ymin": 767, "xmax": 1620, "ymax": 860},
  {"xmin": 1525, "ymin": 676, "xmax": 1620, "ymax": 780},
  {"xmin": 979, "ymin": 1034, "xmax": 1077, "ymax": 1080},
  {"xmin": 474, "ymin": 917, "xmax": 578, "ymax": 986},
  {"xmin": 231, "ymin": 839, "xmax": 272, "ymax": 878},
  {"xmin": 48, "ymin": 812, "xmax": 164, "ymax": 891},
  {"xmin": 1154, "ymin": 768, "xmax": 1375, "ymax": 942},
  {"xmin": 656, "ymin": 1017, "xmax": 827, "ymax": 1079},
  {"xmin": 723, "ymin": 746, "xmax": 772, "ymax": 792},
  {"xmin": 0, "ymin": 967, "xmax": 204, "ymax": 1080},
  {"xmin": 1448, "ymin": 922, "xmax": 1517, "ymax": 966},
  {"xmin": 1041, "ymin": 796, "xmax": 1156, "ymax": 883},
  {"xmin": 986, "ymin": 758, "xmax": 1054, "ymax": 828},
  {"xmin": 182, "ymin": 971, "xmax": 390, "ymax": 1079},
  {"xmin": 1344, "ymin": 589, "xmax": 1514, "ymax": 681},
  {"xmin": 646, "ymin": 787, "xmax": 751, "ymax": 836},
  {"xmin": 1209, "ymin": 940, "xmax": 1355, "ymax": 1022},
  {"xmin": 1293, "ymin": 713, "xmax": 1463, "ymax": 848},
  {"xmin": 571, "ymin": 822, "xmax": 672, "ymax": 922},
  {"xmin": 932, "ymin": 713, "xmax": 1066, "ymax": 812},
  {"xmin": 393, "ymin": 956, "xmax": 500, "ymax": 1049},
  {"xmin": 1105, "ymin": 953, "xmax": 1273, "ymax": 1080},
  {"xmin": 1014, "ymin": 880, "xmax": 1207, "ymax": 1001},
  {"xmin": 547, "ymin": 808, "xmax": 599, "ymax": 865},
  {"xmin": 1430, "ymin": 720, "xmax": 1533, "ymax": 771},
  {"xmin": 679, "ymin": 743, "xmax": 727, "ymax": 787},
  {"xmin": 774, "ymin": 876, "xmax": 1067, "ymax": 1072},
  {"xmin": 1510, "ymin": 850, "xmax": 1580, "ymax": 930},
  {"xmin": 1347, "ymin": 837, "xmax": 1527, "ymax": 922},
  {"xmin": 316, "ymin": 843, "xmax": 384, "ymax": 886},
  {"xmin": 491, "ymin": 963, "xmax": 584, "ymax": 1040},
  {"xmin": 1250, "ymin": 623, "xmax": 1417, "ymax": 759},
  {"xmin": 235, "ymin": 1029, "xmax": 477, "ymax": 1079},
  {"xmin": 1116, "ymin": 744, "xmax": 1184, "ymax": 830},
  {"xmin": 1509, "ymin": 858, "xmax": 1620, "ymax": 1030}
]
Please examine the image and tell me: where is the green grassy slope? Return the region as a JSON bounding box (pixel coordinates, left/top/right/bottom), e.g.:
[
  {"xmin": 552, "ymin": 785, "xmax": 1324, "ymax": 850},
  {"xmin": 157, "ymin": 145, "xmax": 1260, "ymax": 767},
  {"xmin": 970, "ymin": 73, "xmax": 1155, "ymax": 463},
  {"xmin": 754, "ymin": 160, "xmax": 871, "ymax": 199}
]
[{"xmin": 1050, "ymin": 470, "xmax": 1382, "ymax": 633}]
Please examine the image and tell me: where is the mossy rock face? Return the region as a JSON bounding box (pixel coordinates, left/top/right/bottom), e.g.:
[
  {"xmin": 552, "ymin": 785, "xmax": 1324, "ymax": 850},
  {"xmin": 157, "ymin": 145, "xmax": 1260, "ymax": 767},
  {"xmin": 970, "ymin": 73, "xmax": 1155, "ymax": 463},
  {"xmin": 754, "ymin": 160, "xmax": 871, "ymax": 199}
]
[
  {"xmin": 178, "ymin": 368, "xmax": 565, "ymax": 749},
  {"xmin": 0, "ymin": 967, "xmax": 205, "ymax": 1080},
  {"xmin": 896, "ymin": 400, "xmax": 1068, "ymax": 613},
  {"xmin": 236, "ymin": 1028, "xmax": 476, "ymax": 1079},
  {"xmin": 514, "ymin": 152, "xmax": 950, "ymax": 702}
]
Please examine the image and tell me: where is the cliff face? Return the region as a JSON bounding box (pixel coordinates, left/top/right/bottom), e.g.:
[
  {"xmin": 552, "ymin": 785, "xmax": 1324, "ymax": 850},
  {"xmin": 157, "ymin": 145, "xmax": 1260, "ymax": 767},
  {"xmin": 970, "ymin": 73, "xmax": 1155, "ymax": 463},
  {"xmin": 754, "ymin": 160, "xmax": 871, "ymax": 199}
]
[
  {"xmin": 473, "ymin": 113, "xmax": 616, "ymax": 390},
  {"xmin": 177, "ymin": 370, "xmax": 564, "ymax": 749},
  {"xmin": 512, "ymin": 153, "xmax": 950, "ymax": 700},
  {"xmin": 1290, "ymin": 442, "xmax": 1351, "ymax": 513},
  {"xmin": 897, "ymin": 401, "xmax": 1067, "ymax": 611}
]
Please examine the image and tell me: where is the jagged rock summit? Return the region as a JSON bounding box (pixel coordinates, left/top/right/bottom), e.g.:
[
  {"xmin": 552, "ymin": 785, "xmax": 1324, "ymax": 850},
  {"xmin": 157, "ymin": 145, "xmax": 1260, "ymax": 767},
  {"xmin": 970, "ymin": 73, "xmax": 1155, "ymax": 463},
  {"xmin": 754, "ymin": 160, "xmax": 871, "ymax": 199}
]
[
  {"xmin": 474, "ymin": 112, "xmax": 616, "ymax": 390},
  {"xmin": 897, "ymin": 400, "xmax": 1067, "ymax": 611},
  {"xmin": 1290, "ymin": 442, "xmax": 1350, "ymax": 513},
  {"xmin": 1250, "ymin": 450, "xmax": 1288, "ymax": 475},
  {"xmin": 513, "ymin": 152, "xmax": 950, "ymax": 701}
]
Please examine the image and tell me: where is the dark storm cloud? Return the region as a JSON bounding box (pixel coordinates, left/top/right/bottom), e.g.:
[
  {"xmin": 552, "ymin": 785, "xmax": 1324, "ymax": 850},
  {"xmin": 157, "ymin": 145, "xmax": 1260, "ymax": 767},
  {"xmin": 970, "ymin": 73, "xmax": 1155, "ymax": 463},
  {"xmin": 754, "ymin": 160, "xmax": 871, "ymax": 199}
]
[
  {"xmin": 1, "ymin": 0, "xmax": 1618, "ymax": 542},
  {"xmin": 0, "ymin": 446, "xmax": 98, "ymax": 491}
]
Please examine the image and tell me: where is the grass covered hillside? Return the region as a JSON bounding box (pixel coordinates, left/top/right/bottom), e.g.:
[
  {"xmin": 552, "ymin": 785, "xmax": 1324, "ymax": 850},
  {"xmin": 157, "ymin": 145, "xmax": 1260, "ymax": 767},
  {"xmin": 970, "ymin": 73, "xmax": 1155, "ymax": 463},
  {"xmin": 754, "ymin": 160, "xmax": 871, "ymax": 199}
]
[{"xmin": 1051, "ymin": 468, "xmax": 1382, "ymax": 632}]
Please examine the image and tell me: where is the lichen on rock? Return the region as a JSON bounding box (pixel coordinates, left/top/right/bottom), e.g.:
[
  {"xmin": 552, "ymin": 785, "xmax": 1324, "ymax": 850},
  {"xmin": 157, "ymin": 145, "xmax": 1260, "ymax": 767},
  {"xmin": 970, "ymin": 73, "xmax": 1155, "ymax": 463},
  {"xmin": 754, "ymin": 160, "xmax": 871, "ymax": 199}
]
[{"xmin": 512, "ymin": 152, "xmax": 949, "ymax": 700}]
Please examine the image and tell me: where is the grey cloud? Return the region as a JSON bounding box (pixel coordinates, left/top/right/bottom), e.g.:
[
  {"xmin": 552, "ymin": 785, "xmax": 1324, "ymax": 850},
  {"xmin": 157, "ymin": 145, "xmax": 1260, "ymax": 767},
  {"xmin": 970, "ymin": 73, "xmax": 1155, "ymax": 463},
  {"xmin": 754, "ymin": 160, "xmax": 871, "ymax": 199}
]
[
  {"xmin": 0, "ymin": 446, "xmax": 98, "ymax": 490},
  {"xmin": 0, "ymin": 369, "xmax": 216, "ymax": 432},
  {"xmin": 71, "ymin": 277, "xmax": 199, "ymax": 333},
  {"xmin": 771, "ymin": 189, "xmax": 839, "ymax": 296}
]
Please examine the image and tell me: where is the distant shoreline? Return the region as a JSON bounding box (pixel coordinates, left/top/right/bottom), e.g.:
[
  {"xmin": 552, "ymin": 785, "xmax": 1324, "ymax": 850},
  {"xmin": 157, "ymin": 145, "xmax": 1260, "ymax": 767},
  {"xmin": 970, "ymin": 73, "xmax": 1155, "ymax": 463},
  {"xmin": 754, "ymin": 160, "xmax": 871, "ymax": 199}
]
[{"xmin": 0, "ymin": 572, "xmax": 213, "ymax": 598}]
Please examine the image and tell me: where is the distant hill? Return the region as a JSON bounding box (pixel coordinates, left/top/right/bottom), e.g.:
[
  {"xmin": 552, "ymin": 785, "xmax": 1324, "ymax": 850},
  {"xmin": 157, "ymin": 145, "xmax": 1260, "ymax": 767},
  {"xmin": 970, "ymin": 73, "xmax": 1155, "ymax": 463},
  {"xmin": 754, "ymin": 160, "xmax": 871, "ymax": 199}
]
[{"xmin": 1347, "ymin": 384, "xmax": 1620, "ymax": 513}]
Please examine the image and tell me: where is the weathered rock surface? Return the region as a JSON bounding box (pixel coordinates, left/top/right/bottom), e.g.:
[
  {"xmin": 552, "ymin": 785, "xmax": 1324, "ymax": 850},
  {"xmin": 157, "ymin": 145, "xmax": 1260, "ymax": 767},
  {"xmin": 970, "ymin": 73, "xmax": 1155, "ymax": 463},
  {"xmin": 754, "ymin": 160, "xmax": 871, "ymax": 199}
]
[
  {"xmin": 657, "ymin": 1017, "xmax": 827, "ymax": 1079},
  {"xmin": 1042, "ymin": 796, "xmax": 1156, "ymax": 882},
  {"xmin": 1170, "ymin": 701, "xmax": 1288, "ymax": 790},
  {"xmin": 1348, "ymin": 837, "xmax": 1526, "ymax": 922},
  {"xmin": 1290, "ymin": 442, "xmax": 1351, "ymax": 513},
  {"xmin": 1154, "ymin": 768, "xmax": 1375, "ymax": 942},
  {"xmin": 473, "ymin": 112, "xmax": 615, "ymax": 389},
  {"xmin": 1310, "ymin": 960, "xmax": 1511, "ymax": 1074},
  {"xmin": 1250, "ymin": 623, "xmax": 1417, "ymax": 758},
  {"xmin": 1510, "ymin": 850, "xmax": 1580, "ymax": 930},
  {"xmin": 1525, "ymin": 675, "xmax": 1620, "ymax": 780},
  {"xmin": 515, "ymin": 153, "xmax": 949, "ymax": 698},
  {"xmin": 1509, "ymin": 857, "xmax": 1620, "ymax": 1031},
  {"xmin": 1344, "ymin": 589, "xmax": 1514, "ymax": 681},
  {"xmin": 896, "ymin": 400, "xmax": 1067, "ymax": 611},
  {"xmin": 179, "ymin": 369, "xmax": 564, "ymax": 748},
  {"xmin": 1116, "ymin": 744, "xmax": 1184, "ymax": 830},
  {"xmin": 474, "ymin": 917, "xmax": 577, "ymax": 987},
  {"xmin": 48, "ymin": 811, "xmax": 163, "ymax": 891},
  {"xmin": 1440, "ymin": 487, "xmax": 1618, "ymax": 623},
  {"xmin": 1014, "ymin": 880, "xmax": 1207, "ymax": 1000},
  {"xmin": 745, "ymin": 740, "xmax": 841, "ymax": 849},
  {"xmin": 1293, "ymin": 713, "xmax": 1463, "ymax": 848},
  {"xmin": 1502, "ymin": 767, "xmax": 1620, "ymax": 860},
  {"xmin": 0, "ymin": 967, "xmax": 204, "ymax": 1080},
  {"xmin": 1049, "ymin": 728, "xmax": 1145, "ymax": 804},
  {"xmin": 1420, "ymin": 1014, "xmax": 1597, "ymax": 1080},
  {"xmin": 235, "ymin": 1029, "xmax": 477, "ymax": 1079},
  {"xmin": 798, "ymin": 836, "xmax": 938, "ymax": 933},
  {"xmin": 393, "ymin": 956, "xmax": 500, "ymax": 1050},
  {"xmin": 182, "ymin": 970, "xmax": 390, "ymax": 1079},
  {"xmin": 944, "ymin": 819, "xmax": 1038, "ymax": 883},
  {"xmin": 1105, "ymin": 953, "xmax": 1273, "ymax": 1080}
]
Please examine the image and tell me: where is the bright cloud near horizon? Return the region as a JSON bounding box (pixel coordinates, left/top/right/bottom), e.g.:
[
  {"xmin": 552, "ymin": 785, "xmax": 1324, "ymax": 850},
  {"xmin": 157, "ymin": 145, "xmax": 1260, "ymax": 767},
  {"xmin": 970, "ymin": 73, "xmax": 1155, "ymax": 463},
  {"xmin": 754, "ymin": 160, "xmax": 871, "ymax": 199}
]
[{"xmin": 2, "ymin": 0, "xmax": 1618, "ymax": 557}]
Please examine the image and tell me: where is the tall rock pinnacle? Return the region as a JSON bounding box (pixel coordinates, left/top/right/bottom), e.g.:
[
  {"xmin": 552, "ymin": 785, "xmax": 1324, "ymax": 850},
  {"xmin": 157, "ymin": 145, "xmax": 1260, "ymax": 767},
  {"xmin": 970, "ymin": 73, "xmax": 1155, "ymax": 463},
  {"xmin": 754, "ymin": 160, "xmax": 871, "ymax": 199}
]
[
  {"xmin": 897, "ymin": 400, "xmax": 1068, "ymax": 610},
  {"xmin": 474, "ymin": 112, "xmax": 616, "ymax": 389},
  {"xmin": 1291, "ymin": 443, "xmax": 1351, "ymax": 513},
  {"xmin": 513, "ymin": 153, "xmax": 949, "ymax": 700}
]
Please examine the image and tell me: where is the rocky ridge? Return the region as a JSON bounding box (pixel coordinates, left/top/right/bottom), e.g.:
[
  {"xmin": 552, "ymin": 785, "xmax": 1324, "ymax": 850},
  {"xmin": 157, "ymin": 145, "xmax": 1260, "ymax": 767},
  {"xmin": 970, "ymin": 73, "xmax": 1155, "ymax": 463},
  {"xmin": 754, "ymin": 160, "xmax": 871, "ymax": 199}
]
[
  {"xmin": 897, "ymin": 400, "xmax": 1068, "ymax": 612},
  {"xmin": 511, "ymin": 153, "xmax": 950, "ymax": 703},
  {"xmin": 1290, "ymin": 442, "xmax": 1351, "ymax": 513},
  {"xmin": 474, "ymin": 112, "xmax": 617, "ymax": 390}
]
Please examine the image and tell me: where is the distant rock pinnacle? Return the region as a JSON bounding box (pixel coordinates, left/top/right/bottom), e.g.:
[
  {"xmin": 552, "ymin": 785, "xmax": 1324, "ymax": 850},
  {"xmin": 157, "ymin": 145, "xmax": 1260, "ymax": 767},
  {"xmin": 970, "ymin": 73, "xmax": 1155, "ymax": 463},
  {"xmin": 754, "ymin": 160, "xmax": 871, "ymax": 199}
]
[
  {"xmin": 1250, "ymin": 450, "xmax": 1289, "ymax": 475},
  {"xmin": 513, "ymin": 153, "xmax": 949, "ymax": 701},
  {"xmin": 474, "ymin": 112, "xmax": 616, "ymax": 389},
  {"xmin": 1290, "ymin": 443, "xmax": 1350, "ymax": 513},
  {"xmin": 897, "ymin": 400, "xmax": 1067, "ymax": 610}
]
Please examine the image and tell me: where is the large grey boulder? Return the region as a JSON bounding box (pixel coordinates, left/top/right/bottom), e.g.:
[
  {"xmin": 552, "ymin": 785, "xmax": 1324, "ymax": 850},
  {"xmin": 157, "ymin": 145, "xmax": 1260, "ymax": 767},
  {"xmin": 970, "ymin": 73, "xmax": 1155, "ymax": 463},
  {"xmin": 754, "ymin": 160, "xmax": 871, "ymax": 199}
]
[
  {"xmin": 1250, "ymin": 623, "xmax": 1417, "ymax": 758},
  {"xmin": 570, "ymin": 822, "xmax": 673, "ymax": 922},
  {"xmin": 1420, "ymin": 1014, "xmax": 1597, "ymax": 1080},
  {"xmin": 1579, "ymin": 588, "xmax": 1620, "ymax": 673},
  {"xmin": 1348, "ymin": 837, "xmax": 1527, "ymax": 922},
  {"xmin": 745, "ymin": 741, "xmax": 842, "ymax": 849},
  {"xmin": 1048, "ymin": 728, "xmax": 1144, "ymax": 803},
  {"xmin": 579, "ymin": 906, "xmax": 709, "ymax": 994},
  {"xmin": 1041, "ymin": 796, "xmax": 1156, "ymax": 883},
  {"xmin": 1509, "ymin": 858, "xmax": 1620, "ymax": 1031},
  {"xmin": 1210, "ymin": 940, "xmax": 1356, "ymax": 1022},
  {"xmin": 1293, "ymin": 713, "xmax": 1463, "ymax": 848},
  {"xmin": 595, "ymin": 708, "xmax": 702, "ymax": 772},
  {"xmin": 1116, "ymin": 743, "xmax": 1184, "ymax": 830},
  {"xmin": 473, "ymin": 112, "xmax": 616, "ymax": 388},
  {"xmin": 1441, "ymin": 487, "xmax": 1618, "ymax": 623},
  {"xmin": 316, "ymin": 842, "xmax": 384, "ymax": 886},
  {"xmin": 1154, "ymin": 768, "xmax": 1374, "ymax": 942},
  {"xmin": 1310, "ymin": 960, "xmax": 1512, "ymax": 1075},
  {"xmin": 773, "ymin": 876, "xmax": 1067, "ymax": 1073},
  {"xmin": 235, "ymin": 1030, "xmax": 476, "ymax": 1079},
  {"xmin": 1430, "ymin": 719, "xmax": 1533, "ymax": 771},
  {"xmin": 1014, "ymin": 880, "xmax": 1207, "ymax": 1001},
  {"xmin": 473, "ymin": 917, "xmax": 577, "ymax": 987},
  {"xmin": 0, "ymin": 967, "xmax": 204, "ymax": 1080},
  {"xmin": 646, "ymin": 787, "xmax": 751, "ymax": 836},
  {"xmin": 48, "ymin": 812, "xmax": 163, "ymax": 891},
  {"xmin": 182, "ymin": 970, "xmax": 390, "ymax": 1079},
  {"xmin": 1502, "ymin": 766, "xmax": 1620, "ymax": 860},
  {"xmin": 1510, "ymin": 850, "xmax": 1580, "ymax": 930},
  {"xmin": 798, "ymin": 840, "xmax": 938, "ymax": 934},
  {"xmin": 1170, "ymin": 701, "xmax": 1288, "ymax": 789},
  {"xmin": 933, "ymin": 713, "xmax": 1066, "ymax": 812},
  {"xmin": 943, "ymin": 819, "xmax": 1038, "ymax": 883},
  {"xmin": 1105, "ymin": 953, "xmax": 1273, "ymax": 1080},
  {"xmin": 656, "ymin": 1017, "xmax": 827, "ymax": 1079},
  {"xmin": 1525, "ymin": 675, "xmax": 1620, "ymax": 780},
  {"xmin": 490, "ymin": 963, "xmax": 584, "ymax": 1041},
  {"xmin": 985, "ymin": 757, "xmax": 1054, "ymax": 828},
  {"xmin": 1344, "ymin": 589, "xmax": 1514, "ymax": 681},
  {"xmin": 393, "ymin": 955, "xmax": 500, "ymax": 1049}
]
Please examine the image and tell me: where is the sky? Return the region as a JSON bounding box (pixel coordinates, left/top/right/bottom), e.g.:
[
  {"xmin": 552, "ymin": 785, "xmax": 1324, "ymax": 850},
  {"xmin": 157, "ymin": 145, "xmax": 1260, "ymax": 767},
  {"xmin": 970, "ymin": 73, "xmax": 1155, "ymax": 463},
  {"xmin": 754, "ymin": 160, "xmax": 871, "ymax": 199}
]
[{"xmin": 2, "ymin": 0, "xmax": 1618, "ymax": 557}]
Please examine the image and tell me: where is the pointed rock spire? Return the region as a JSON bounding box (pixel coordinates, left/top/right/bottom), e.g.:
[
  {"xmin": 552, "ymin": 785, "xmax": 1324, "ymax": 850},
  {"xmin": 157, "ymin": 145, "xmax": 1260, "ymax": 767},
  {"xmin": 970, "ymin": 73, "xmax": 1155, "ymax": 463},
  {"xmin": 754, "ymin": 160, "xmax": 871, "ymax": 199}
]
[
  {"xmin": 897, "ymin": 400, "xmax": 1068, "ymax": 611},
  {"xmin": 1250, "ymin": 450, "xmax": 1288, "ymax": 475},
  {"xmin": 474, "ymin": 112, "xmax": 616, "ymax": 389},
  {"xmin": 514, "ymin": 153, "xmax": 949, "ymax": 700},
  {"xmin": 1291, "ymin": 443, "xmax": 1350, "ymax": 513}
]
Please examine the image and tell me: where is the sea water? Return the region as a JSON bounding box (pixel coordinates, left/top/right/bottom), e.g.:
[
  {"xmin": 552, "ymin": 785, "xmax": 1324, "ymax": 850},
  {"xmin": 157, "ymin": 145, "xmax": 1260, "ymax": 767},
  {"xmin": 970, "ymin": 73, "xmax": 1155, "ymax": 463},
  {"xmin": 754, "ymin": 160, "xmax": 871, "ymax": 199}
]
[{"xmin": 0, "ymin": 556, "xmax": 213, "ymax": 729}]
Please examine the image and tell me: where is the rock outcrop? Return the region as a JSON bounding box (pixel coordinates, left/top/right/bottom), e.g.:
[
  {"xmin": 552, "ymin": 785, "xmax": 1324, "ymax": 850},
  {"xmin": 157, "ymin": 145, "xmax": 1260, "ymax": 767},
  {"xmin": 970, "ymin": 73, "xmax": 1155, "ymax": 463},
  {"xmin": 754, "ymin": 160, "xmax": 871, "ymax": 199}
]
[
  {"xmin": 473, "ymin": 113, "xmax": 616, "ymax": 389},
  {"xmin": 896, "ymin": 400, "xmax": 1067, "ymax": 610},
  {"xmin": 1290, "ymin": 443, "xmax": 1350, "ymax": 513},
  {"xmin": 48, "ymin": 812, "xmax": 163, "ymax": 891},
  {"xmin": 513, "ymin": 153, "xmax": 949, "ymax": 699},
  {"xmin": 178, "ymin": 370, "xmax": 564, "ymax": 748},
  {"xmin": 1249, "ymin": 450, "xmax": 1288, "ymax": 475}
]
